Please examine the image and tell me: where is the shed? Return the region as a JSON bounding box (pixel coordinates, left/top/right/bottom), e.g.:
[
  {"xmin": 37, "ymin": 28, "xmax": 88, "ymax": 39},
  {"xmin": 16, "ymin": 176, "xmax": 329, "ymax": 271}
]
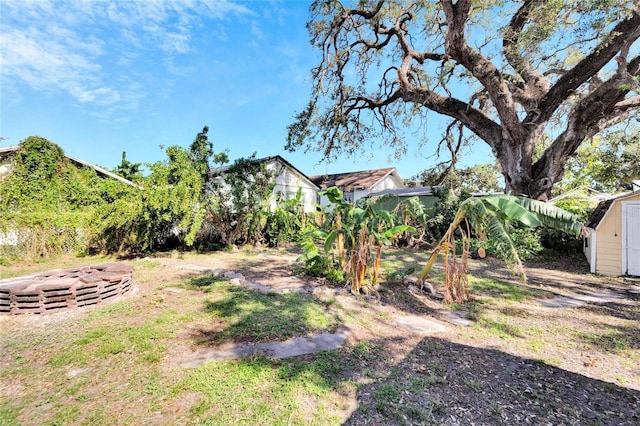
[{"xmin": 584, "ymin": 191, "xmax": 640, "ymax": 276}]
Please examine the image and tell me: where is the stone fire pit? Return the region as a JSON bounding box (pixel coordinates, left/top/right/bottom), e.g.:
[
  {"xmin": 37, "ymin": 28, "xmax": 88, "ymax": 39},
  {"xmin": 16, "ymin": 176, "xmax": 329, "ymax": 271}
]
[{"xmin": 0, "ymin": 263, "xmax": 133, "ymax": 315}]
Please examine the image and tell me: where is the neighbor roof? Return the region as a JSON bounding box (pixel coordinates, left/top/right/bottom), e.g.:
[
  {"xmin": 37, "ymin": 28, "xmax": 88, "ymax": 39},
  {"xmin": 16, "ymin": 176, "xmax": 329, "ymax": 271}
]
[
  {"xmin": 0, "ymin": 145, "xmax": 139, "ymax": 188},
  {"xmin": 549, "ymin": 187, "xmax": 611, "ymax": 204},
  {"xmin": 585, "ymin": 191, "xmax": 640, "ymax": 229},
  {"xmin": 262, "ymin": 155, "xmax": 319, "ymax": 189},
  {"xmin": 309, "ymin": 168, "xmax": 399, "ymax": 192}
]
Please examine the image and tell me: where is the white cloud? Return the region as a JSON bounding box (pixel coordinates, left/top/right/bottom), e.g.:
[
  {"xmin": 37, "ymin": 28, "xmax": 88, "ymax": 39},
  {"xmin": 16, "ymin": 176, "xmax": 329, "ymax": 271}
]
[
  {"xmin": 0, "ymin": 29, "xmax": 101, "ymax": 93},
  {"xmin": 0, "ymin": 0, "xmax": 251, "ymax": 115},
  {"xmin": 161, "ymin": 32, "xmax": 192, "ymax": 54},
  {"xmin": 251, "ymin": 20, "xmax": 265, "ymax": 40}
]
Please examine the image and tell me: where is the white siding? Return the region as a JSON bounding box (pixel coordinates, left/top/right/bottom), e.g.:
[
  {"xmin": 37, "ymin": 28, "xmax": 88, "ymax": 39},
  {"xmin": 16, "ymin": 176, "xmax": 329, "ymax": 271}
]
[
  {"xmin": 370, "ymin": 174, "xmax": 405, "ymax": 193},
  {"xmin": 268, "ymin": 160, "xmax": 319, "ymax": 213}
]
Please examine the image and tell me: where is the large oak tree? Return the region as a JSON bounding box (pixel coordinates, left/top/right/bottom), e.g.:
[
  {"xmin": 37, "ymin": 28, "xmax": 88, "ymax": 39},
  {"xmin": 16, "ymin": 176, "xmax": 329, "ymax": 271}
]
[{"xmin": 287, "ymin": 0, "xmax": 640, "ymax": 200}]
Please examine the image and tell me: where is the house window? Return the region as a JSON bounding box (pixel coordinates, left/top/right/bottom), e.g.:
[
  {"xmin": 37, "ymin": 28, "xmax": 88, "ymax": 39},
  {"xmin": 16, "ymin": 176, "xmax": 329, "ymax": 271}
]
[
  {"xmin": 343, "ymin": 193, "xmax": 353, "ymax": 204},
  {"xmin": 285, "ymin": 191, "xmax": 306, "ymax": 206}
]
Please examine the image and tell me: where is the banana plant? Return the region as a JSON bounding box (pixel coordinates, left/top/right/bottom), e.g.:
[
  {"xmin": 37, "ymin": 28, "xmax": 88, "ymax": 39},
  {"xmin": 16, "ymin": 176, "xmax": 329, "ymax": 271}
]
[
  {"xmin": 418, "ymin": 195, "xmax": 584, "ymax": 303},
  {"xmin": 319, "ymin": 187, "xmax": 414, "ymax": 294}
]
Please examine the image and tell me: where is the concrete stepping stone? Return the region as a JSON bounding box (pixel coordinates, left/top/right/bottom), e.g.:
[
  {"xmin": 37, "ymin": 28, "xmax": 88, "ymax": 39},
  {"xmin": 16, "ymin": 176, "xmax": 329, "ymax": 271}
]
[
  {"xmin": 180, "ymin": 330, "xmax": 350, "ymax": 367},
  {"xmin": 394, "ymin": 314, "xmax": 447, "ymax": 334},
  {"xmin": 540, "ymin": 289, "xmax": 624, "ymax": 308},
  {"xmin": 435, "ymin": 309, "xmax": 472, "ymax": 326},
  {"xmin": 627, "ymin": 285, "xmax": 640, "ymax": 295}
]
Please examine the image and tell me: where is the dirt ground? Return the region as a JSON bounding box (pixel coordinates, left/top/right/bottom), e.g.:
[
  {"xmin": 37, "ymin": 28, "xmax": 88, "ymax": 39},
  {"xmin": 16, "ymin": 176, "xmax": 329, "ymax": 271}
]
[
  {"xmin": 2, "ymin": 248, "xmax": 639, "ymax": 425},
  {"xmin": 152, "ymin": 248, "xmax": 640, "ymax": 425}
]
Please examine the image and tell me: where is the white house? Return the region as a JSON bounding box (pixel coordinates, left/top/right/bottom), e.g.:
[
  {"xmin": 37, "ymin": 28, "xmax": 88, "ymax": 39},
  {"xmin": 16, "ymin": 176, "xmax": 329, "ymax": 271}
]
[
  {"xmin": 309, "ymin": 167, "xmax": 405, "ymax": 207},
  {"xmin": 212, "ymin": 155, "xmax": 320, "ymax": 213},
  {"xmin": 263, "ymin": 156, "xmax": 320, "ymax": 213}
]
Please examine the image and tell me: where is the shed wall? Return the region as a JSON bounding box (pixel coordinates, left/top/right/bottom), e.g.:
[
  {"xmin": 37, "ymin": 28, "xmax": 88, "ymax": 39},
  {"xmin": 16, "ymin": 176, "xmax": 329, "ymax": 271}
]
[
  {"xmin": 596, "ymin": 200, "xmax": 623, "ymax": 275},
  {"xmin": 595, "ymin": 193, "xmax": 640, "ymax": 276}
]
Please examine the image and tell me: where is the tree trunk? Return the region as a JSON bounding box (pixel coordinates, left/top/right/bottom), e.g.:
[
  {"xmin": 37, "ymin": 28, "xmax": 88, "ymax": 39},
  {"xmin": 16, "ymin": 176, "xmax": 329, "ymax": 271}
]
[
  {"xmin": 470, "ymin": 247, "xmax": 486, "ymax": 259},
  {"xmin": 495, "ymin": 127, "xmax": 560, "ymax": 201}
]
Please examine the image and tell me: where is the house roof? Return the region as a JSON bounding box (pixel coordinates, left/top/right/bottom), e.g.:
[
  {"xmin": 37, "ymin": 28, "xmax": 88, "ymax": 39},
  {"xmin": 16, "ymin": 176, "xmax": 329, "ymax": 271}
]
[
  {"xmin": 0, "ymin": 145, "xmax": 139, "ymax": 188},
  {"xmin": 210, "ymin": 155, "xmax": 320, "ymax": 189},
  {"xmin": 309, "ymin": 167, "xmax": 400, "ymax": 192},
  {"xmin": 585, "ymin": 190, "xmax": 640, "ymax": 229},
  {"xmin": 262, "ymin": 155, "xmax": 320, "ymax": 189}
]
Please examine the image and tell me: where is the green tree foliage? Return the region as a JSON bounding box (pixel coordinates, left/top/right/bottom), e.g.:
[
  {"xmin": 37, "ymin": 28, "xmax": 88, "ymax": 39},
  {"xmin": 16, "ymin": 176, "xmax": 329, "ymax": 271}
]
[
  {"xmin": 0, "ymin": 136, "xmax": 132, "ymax": 259},
  {"xmin": 114, "ymin": 151, "xmax": 142, "ymax": 182},
  {"xmin": 556, "ymin": 130, "xmax": 640, "ymax": 194},
  {"xmin": 288, "ymin": 0, "xmax": 640, "ymax": 200},
  {"xmin": 264, "ymin": 189, "xmax": 313, "ymax": 247},
  {"xmin": 96, "ymin": 145, "xmax": 206, "ymax": 253},
  {"xmin": 189, "ymin": 125, "xmax": 214, "ymax": 179},
  {"xmin": 206, "ymin": 155, "xmax": 276, "ymax": 247},
  {"xmin": 409, "ymin": 163, "xmax": 503, "ymax": 194}
]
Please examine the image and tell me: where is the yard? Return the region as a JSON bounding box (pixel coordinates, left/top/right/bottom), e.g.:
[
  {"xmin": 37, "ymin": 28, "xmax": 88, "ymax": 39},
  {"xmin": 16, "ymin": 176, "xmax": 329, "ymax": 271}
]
[{"xmin": 1, "ymin": 247, "xmax": 639, "ymax": 425}]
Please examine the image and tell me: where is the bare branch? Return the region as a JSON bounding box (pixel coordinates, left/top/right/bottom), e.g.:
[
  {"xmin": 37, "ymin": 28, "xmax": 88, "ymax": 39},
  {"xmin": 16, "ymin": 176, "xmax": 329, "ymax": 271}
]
[
  {"xmin": 346, "ymin": 0, "xmax": 385, "ymax": 19},
  {"xmin": 616, "ymin": 95, "xmax": 640, "ymax": 111}
]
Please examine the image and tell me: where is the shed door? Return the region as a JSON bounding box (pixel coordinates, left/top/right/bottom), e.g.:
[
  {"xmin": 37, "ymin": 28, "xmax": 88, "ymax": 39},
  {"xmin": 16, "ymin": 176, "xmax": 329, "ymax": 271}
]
[{"xmin": 626, "ymin": 203, "xmax": 640, "ymax": 276}]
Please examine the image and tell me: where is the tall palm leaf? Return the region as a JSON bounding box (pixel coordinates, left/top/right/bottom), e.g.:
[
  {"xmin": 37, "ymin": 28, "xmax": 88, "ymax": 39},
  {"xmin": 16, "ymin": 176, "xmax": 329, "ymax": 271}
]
[{"xmin": 418, "ymin": 195, "xmax": 584, "ymax": 302}]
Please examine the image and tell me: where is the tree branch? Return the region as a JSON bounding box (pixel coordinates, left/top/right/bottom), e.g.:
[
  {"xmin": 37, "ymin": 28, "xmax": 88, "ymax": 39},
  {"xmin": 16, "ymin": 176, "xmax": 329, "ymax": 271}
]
[
  {"xmin": 538, "ymin": 11, "xmax": 640, "ymax": 124},
  {"xmin": 401, "ymin": 88, "xmax": 503, "ymax": 152},
  {"xmin": 534, "ymin": 53, "xmax": 640, "ymax": 184},
  {"xmin": 616, "ymin": 95, "xmax": 640, "ymax": 111},
  {"xmin": 441, "ymin": 0, "xmax": 525, "ymax": 144}
]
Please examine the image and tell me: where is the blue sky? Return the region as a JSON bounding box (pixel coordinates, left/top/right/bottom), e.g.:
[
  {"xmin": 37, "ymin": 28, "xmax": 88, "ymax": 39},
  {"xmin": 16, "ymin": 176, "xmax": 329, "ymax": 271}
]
[{"xmin": 0, "ymin": 0, "xmax": 473, "ymax": 180}]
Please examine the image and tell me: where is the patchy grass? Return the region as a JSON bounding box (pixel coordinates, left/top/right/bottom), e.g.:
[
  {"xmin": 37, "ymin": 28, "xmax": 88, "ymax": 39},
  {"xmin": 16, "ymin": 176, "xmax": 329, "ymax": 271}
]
[
  {"xmin": 198, "ymin": 284, "xmax": 342, "ymax": 344},
  {"xmin": 1, "ymin": 247, "xmax": 639, "ymax": 425},
  {"xmin": 0, "ymin": 254, "xmax": 351, "ymax": 425},
  {"xmin": 172, "ymin": 352, "xmax": 349, "ymax": 424},
  {"xmin": 468, "ymin": 275, "xmax": 545, "ymax": 301}
]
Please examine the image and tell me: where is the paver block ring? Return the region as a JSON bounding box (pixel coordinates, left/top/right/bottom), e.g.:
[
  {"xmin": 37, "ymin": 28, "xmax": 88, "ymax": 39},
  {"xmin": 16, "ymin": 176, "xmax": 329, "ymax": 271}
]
[{"xmin": 0, "ymin": 263, "xmax": 133, "ymax": 315}]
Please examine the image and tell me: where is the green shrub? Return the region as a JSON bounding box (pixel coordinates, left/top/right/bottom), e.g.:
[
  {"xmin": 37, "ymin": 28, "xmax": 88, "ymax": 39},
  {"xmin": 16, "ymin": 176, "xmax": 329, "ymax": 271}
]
[
  {"xmin": 0, "ymin": 136, "xmax": 129, "ymax": 260},
  {"xmin": 508, "ymin": 228, "xmax": 543, "ymax": 261},
  {"xmin": 462, "ymin": 227, "xmax": 543, "ymax": 262},
  {"xmin": 539, "ymin": 198, "xmax": 592, "ymax": 253}
]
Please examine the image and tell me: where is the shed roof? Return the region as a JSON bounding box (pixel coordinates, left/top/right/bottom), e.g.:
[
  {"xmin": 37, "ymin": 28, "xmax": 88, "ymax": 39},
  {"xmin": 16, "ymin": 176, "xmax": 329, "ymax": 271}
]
[
  {"xmin": 549, "ymin": 187, "xmax": 611, "ymax": 204},
  {"xmin": 585, "ymin": 191, "xmax": 640, "ymax": 229},
  {"xmin": 309, "ymin": 167, "xmax": 401, "ymax": 192}
]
